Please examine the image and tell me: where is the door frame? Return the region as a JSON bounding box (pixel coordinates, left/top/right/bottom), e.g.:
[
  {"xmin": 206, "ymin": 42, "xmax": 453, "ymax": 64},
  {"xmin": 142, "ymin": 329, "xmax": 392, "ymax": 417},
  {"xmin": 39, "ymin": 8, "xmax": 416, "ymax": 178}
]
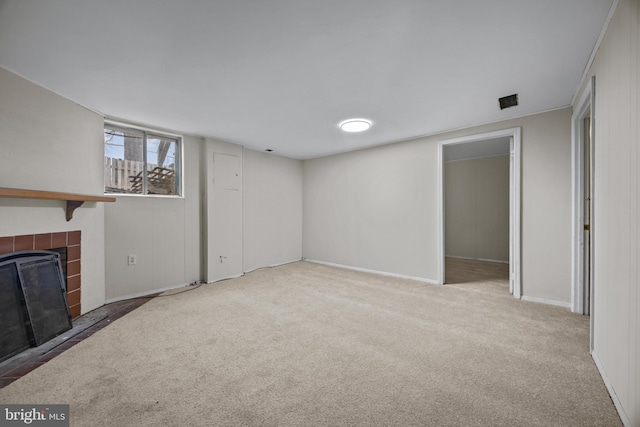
[
  {"xmin": 571, "ymin": 76, "xmax": 594, "ymax": 314},
  {"xmin": 571, "ymin": 76, "xmax": 595, "ymax": 347},
  {"xmin": 437, "ymin": 127, "xmax": 522, "ymax": 298}
]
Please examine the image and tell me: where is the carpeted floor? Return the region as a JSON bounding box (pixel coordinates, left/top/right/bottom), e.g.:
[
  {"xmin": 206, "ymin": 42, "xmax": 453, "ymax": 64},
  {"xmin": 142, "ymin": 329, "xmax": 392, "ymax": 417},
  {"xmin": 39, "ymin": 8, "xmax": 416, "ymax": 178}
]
[{"xmin": 0, "ymin": 261, "xmax": 621, "ymax": 426}]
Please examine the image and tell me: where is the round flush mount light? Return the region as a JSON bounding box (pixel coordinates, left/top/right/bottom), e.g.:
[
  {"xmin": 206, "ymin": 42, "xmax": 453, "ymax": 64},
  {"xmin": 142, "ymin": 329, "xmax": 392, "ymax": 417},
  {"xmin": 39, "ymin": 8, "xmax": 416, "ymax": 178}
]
[{"xmin": 339, "ymin": 118, "xmax": 372, "ymax": 133}]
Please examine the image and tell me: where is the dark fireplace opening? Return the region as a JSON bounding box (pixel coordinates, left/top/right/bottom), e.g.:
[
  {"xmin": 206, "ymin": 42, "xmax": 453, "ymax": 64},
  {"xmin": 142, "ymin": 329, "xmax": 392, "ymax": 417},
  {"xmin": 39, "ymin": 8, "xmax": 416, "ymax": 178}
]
[
  {"xmin": 49, "ymin": 247, "xmax": 68, "ymax": 289},
  {"xmin": 0, "ymin": 251, "xmax": 72, "ymax": 362},
  {"xmin": 0, "ymin": 231, "xmax": 82, "ymax": 318}
]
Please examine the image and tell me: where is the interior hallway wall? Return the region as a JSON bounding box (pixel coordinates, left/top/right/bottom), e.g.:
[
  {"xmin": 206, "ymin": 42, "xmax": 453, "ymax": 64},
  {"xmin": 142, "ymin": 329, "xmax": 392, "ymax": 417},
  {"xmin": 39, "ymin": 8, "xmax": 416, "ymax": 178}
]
[
  {"xmin": 445, "ymin": 155, "xmax": 509, "ymax": 262},
  {"xmin": 573, "ymin": 0, "xmax": 640, "ymax": 423}
]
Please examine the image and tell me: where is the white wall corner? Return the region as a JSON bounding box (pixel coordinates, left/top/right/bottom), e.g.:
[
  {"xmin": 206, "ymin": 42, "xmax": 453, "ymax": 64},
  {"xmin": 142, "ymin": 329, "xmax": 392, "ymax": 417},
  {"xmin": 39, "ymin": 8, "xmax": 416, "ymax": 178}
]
[
  {"xmin": 305, "ymin": 259, "xmax": 439, "ymax": 285},
  {"xmin": 520, "ymin": 295, "xmax": 571, "ymax": 309},
  {"xmin": 591, "ymin": 351, "xmax": 631, "ymax": 426}
]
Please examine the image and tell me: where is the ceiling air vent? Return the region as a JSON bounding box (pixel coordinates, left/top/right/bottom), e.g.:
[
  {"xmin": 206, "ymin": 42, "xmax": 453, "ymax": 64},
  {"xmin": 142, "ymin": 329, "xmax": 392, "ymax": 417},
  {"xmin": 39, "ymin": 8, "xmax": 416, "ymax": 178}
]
[{"xmin": 499, "ymin": 94, "xmax": 518, "ymax": 110}]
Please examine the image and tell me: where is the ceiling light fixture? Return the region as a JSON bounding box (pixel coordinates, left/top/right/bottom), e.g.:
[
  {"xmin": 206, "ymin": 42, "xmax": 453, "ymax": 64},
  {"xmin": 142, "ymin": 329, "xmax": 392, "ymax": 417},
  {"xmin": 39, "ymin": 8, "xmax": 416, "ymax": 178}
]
[{"xmin": 339, "ymin": 119, "xmax": 372, "ymax": 133}]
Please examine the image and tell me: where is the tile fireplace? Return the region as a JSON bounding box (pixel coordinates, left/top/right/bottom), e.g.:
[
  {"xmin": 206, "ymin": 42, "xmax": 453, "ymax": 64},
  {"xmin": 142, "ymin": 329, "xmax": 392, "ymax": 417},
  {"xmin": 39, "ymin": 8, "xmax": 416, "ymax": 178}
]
[{"xmin": 0, "ymin": 231, "xmax": 81, "ymax": 318}]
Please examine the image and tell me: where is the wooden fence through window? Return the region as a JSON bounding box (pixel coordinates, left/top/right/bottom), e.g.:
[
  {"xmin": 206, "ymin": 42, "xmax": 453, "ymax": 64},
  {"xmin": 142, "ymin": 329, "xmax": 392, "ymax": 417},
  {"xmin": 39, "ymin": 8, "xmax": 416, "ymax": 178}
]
[{"xmin": 104, "ymin": 157, "xmax": 175, "ymax": 195}]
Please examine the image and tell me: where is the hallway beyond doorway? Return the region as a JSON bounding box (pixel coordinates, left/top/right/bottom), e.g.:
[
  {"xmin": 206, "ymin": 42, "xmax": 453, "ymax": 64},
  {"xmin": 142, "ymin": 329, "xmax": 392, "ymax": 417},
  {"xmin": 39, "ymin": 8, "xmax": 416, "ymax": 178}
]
[{"xmin": 445, "ymin": 256, "xmax": 509, "ymax": 286}]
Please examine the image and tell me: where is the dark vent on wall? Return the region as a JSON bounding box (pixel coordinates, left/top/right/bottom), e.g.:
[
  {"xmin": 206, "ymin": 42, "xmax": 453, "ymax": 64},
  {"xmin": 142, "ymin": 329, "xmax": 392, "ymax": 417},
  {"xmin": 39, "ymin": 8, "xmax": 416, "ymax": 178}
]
[{"xmin": 499, "ymin": 94, "xmax": 518, "ymax": 110}]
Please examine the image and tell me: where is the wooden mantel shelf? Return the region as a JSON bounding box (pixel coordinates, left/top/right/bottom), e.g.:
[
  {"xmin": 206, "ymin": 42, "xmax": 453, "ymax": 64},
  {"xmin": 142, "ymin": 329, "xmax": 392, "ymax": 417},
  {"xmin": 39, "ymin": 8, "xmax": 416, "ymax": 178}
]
[{"xmin": 0, "ymin": 187, "xmax": 116, "ymax": 221}]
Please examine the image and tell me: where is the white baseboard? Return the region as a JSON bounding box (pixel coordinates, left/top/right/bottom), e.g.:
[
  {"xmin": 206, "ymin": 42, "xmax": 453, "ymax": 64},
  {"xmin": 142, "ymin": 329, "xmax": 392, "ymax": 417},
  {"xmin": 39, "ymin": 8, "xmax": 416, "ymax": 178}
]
[
  {"xmin": 105, "ymin": 282, "xmax": 193, "ymax": 304},
  {"xmin": 520, "ymin": 295, "xmax": 571, "ymax": 309},
  {"xmin": 206, "ymin": 273, "xmax": 243, "ymax": 284},
  {"xmin": 592, "ymin": 350, "xmax": 631, "ymax": 426},
  {"xmin": 304, "ymin": 259, "xmax": 439, "ymax": 285},
  {"xmin": 243, "ymin": 258, "xmax": 302, "ymax": 274},
  {"xmin": 207, "ymin": 259, "xmax": 303, "ymax": 283},
  {"xmin": 445, "ymin": 255, "xmax": 509, "ymax": 264}
]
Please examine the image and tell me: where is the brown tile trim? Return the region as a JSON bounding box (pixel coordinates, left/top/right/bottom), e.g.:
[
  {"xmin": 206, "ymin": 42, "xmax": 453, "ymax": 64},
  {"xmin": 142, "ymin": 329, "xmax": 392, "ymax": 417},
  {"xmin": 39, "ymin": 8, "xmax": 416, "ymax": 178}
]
[
  {"xmin": 0, "ymin": 237, "xmax": 14, "ymax": 255},
  {"xmin": 14, "ymin": 235, "xmax": 34, "ymax": 251},
  {"xmin": 69, "ymin": 304, "xmax": 81, "ymax": 319},
  {"xmin": 68, "ymin": 231, "xmax": 81, "ymax": 246},
  {"xmin": 0, "ymin": 231, "xmax": 82, "ymax": 318},
  {"xmin": 67, "ymin": 289, "xmax": 81, "ymax": 307},
  {"xmin": 67, "ymin": 275, "xmax": 81, "ymax": 292},
  {"xmin": 67, "ymin": 245, "xmax": 80, "ymax": 262},
  {"xmin": 67, "ymin": 260, "xmax": 80, "ymax": 277},
  {"xmin": 52, "ymin": 232, "xmax": 67, "ymax": 248},
  {"xmin": 35, "ymin": 233, "xmax": 52, "ymax": 250}
]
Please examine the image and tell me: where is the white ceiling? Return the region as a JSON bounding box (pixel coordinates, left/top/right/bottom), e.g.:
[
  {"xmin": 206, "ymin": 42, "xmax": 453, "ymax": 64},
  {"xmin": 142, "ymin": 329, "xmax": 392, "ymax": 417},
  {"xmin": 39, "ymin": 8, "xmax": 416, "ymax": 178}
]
[{"xmin": 0, "ymin": 0, "xmax": 614, "ymax": 159}]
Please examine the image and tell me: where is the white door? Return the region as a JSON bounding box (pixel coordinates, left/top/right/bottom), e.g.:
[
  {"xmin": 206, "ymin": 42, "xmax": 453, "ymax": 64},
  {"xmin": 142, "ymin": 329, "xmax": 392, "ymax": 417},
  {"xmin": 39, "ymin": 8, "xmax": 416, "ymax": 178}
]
[{"xmin": 207, "ymin": 152, "xmax": 243, "ymax": 281}]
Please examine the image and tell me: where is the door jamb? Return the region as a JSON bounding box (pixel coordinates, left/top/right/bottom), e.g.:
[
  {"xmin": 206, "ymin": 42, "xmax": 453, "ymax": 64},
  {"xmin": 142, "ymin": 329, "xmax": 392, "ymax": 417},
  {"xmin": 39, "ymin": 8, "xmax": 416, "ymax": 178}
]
[
  {"xmin": 571, "ymin": 76, "xmax": 595, "ymax": 316},
  {"xmin": 437, "ymin": 127, "xmax": 522, "ymax": 299}
]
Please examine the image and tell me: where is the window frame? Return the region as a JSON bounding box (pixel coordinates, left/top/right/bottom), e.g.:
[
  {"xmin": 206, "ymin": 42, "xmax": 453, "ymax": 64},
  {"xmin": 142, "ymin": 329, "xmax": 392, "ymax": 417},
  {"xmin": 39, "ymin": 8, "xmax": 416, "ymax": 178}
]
[{"xmin": 104, "ymin": 120, "xmax": 183, "ymax": 198}]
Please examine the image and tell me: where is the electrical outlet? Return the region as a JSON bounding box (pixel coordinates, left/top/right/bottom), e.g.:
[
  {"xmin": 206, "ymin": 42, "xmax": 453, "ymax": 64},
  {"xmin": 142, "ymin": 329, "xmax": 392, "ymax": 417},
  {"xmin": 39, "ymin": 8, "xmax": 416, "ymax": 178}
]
[{"xmin": 128, "ymin": 254, "xmax": 137, "ymax": 266}]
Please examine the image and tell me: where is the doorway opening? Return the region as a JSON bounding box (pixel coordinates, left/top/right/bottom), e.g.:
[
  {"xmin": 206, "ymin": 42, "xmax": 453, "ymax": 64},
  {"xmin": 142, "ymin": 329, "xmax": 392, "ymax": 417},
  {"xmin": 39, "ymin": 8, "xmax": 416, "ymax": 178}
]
[
  {"xmin": 438, "ymin": 128, "xmax": 522, "ymax": 298},
  {"xmin": 571, "ymin": 76, "xmax": 595, "ymax": 349}
]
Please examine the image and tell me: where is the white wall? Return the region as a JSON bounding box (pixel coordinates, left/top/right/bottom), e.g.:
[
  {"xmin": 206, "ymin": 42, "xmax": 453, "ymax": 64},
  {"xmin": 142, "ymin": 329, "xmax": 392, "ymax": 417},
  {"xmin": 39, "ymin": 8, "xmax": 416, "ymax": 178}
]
[
  {"xmin": 574, "ymin": 0, "xmax": 640, "ymax": 424},
  {"xmin": 106, "ymin": 138, "xmax": 303, "ymax": 296},
  {"xmin": 303, "ymin": 107, "xmax": 572, "ymax": 302},
  {"xmin": 445, "ymin": 155, "xmax": 509, "ymax": 262},
  {"xmin": 304, "ymin": 140, "xmax": 438, "ymax": 279},
  {"xmin": 202, "ymin": 142, "xmax": 304, "ymax": 279},
  {"xmin": 242, "ymin": 149, "xmax": 302, "ymax": 272},
  {"xmin": 0, "ymin": 66, "xmax": 106, "ymax": 313},
  {"xmin": 109, "ymin": 135, "xmax": 295, "ymax": 291},
  {"xmin": 104, "ymin": 134, "xmax": 202, "ymax": 301},
  {"xmin": 519, "ymin": 108, "xmax": 573, "ymax": 303}
]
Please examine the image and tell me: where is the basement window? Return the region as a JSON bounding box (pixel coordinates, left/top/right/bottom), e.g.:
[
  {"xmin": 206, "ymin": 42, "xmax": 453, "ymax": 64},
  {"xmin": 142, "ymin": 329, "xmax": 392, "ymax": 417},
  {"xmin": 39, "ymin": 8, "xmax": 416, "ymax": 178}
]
[{"xmin": 104, "ymin": 123, "xmax": 181, "ymax": 196}]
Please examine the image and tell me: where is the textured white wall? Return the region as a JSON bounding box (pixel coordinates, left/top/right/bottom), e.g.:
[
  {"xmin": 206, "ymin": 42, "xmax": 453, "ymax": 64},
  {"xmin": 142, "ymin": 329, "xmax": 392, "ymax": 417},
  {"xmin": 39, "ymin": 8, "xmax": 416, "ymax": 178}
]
[
  {"xmin": 104, "ymin": 134, "xmax": 202, "ymax": 301},
  {"xmin": 106, "ymin": 139, "xmax": 303, "ymax": 296},
  {"xmin": 0, "ymin": 66, "xmax": 106, "ymax": 313},
  {"xmin": 445, "ymin": 155, "xmax": 509, "ymax": 262},
  {"xmin": 242, "ymin": 149, "xmax": 302, "ymax": 272},
  {"xmin": 519, "ymin": 108, "xmax": 573, "ymax": 303},
  {"xmin": 304, "ymin": 140, "xmax": 438, "ymax": 279},
  {"xmin": 303, "ymin": 107, "xmax": 572, "ymax": 302},
  {"xmin": 575, "ymin": 0, "xmax": 640, "ymax": 423}
]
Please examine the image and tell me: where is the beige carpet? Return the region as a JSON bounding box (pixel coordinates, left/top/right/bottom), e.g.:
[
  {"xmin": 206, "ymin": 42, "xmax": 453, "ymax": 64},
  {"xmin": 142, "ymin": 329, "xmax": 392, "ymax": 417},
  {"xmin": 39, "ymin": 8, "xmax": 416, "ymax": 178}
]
[{"xmin": 0, "ymin": 261, "xmax": 621, "ymax": 426}]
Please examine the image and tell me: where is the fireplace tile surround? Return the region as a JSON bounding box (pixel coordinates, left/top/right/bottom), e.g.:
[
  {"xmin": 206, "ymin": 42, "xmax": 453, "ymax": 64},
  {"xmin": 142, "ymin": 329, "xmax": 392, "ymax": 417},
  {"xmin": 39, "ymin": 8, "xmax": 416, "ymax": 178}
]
[{"xmin": 0, "ymin": 231, "xmax": 81, "ymax": 318}]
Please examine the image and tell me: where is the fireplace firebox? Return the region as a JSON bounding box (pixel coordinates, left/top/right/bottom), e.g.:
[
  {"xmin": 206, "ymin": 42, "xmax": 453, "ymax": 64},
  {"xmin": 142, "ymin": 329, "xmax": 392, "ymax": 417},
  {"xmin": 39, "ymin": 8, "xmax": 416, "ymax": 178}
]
[
  {"xmin": 0, "ymin": 231, "xmax": 81, "ymax": 363},
  {"xmin": 0, "ymin": 250, "xmax": 72, "ymax": 362},
  {"xmin": 0, "ymin": 231, "xmax": 81, "ymax": 317}
]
